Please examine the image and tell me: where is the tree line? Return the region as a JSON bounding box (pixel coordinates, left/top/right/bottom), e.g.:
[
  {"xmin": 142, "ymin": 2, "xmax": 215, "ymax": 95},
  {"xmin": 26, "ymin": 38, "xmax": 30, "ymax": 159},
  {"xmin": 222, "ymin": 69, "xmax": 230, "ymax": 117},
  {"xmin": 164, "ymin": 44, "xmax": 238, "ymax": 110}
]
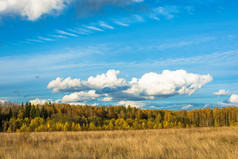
[{"xmin": 0, "ymin": 102, "xmax": 237, "ymax": 132}]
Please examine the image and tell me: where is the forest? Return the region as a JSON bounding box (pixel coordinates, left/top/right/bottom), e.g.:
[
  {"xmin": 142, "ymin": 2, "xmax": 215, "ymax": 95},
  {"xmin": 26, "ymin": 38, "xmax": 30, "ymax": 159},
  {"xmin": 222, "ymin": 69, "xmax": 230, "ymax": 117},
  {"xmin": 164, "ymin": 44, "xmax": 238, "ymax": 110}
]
[{"xmin": 0, "ymin": 102, "xmax": 238, "ymax": 132}]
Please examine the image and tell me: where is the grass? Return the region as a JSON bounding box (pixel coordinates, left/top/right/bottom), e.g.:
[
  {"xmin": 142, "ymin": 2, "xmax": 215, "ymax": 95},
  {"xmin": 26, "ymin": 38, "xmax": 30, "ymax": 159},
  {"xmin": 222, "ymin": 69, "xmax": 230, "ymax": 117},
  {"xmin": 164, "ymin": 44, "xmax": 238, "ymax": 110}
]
[{"xmin": 0, "ymin": 127, "xmax": 238, "ymax": 159}]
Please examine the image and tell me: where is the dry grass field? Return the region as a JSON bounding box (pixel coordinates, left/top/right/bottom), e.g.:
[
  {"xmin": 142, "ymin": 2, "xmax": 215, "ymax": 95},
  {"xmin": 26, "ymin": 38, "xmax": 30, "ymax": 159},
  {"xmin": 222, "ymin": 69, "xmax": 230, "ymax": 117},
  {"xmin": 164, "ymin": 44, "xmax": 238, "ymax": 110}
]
[{"xmin": 0, "ymin": 127, "xmax": 238, "ymax": 159}]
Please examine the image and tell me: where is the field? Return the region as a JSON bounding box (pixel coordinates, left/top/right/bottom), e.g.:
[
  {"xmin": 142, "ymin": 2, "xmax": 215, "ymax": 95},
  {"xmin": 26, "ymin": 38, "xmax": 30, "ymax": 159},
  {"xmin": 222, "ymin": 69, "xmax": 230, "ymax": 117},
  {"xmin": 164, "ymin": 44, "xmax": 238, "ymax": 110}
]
[{"xmin": 0, "ymin": 127, "xmax": 238, "ymax": 159}]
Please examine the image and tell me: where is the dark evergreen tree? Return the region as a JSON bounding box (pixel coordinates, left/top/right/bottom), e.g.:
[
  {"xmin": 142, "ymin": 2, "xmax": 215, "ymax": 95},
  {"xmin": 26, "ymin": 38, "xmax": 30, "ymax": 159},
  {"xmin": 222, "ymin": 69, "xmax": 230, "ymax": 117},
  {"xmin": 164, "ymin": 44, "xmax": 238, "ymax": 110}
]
[
  {"xmin": 40, "ymin": 105, "xmax": 47, "ymax": 119},
  {"xmin": 25, "ymin": 102, "xmax": 31, "ymax": 117},
  {"xmin": 20, "ymin": 102, "xmax": 25, "ymax": 118},
  {"xmin": 35, "ymin": 106, "xmax": 40, "ymax": 117},
  {"xmin": 30, "ymin": 105, "xmax": 36, "ymax": 118}
]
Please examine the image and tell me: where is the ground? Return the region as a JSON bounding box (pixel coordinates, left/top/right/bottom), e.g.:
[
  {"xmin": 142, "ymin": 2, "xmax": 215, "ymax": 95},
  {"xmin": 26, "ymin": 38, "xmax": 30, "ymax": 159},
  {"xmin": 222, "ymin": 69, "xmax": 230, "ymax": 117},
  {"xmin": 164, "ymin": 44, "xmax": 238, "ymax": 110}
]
[{"xmin": 0, "ymin": 127, "xmax": 238, "ymax": 159}]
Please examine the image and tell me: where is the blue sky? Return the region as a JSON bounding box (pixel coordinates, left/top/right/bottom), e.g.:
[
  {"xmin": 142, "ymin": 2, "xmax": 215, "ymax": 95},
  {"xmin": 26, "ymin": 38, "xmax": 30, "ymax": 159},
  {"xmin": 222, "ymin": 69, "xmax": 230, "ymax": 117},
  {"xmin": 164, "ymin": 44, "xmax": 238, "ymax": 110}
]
[{"xmin": 0, "ymin": 0, "xmax": 238, "ymax": 110}]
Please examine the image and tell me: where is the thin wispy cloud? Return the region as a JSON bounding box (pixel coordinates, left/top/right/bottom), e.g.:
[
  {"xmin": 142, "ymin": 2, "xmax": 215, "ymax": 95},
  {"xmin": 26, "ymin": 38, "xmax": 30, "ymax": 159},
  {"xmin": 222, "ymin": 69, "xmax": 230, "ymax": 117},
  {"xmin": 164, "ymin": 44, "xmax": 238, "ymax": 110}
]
[
  {"xmin": 132, "ymin": 50, "xmax": 238, "ymax": 69},
  {"xmin": 19, "ymin": 41, "xmax": 31, "ymax": 44},
  {"xmin": 98, "ymin": 21, "xmax": 114, "ymax": 29},
  {"xmin": 143, "ymin": 37, "xmax": 216, "ymax": 50},
  {"xmin": 85, "ymin": 26, "xmax": 104, "ymax": 32},
  {"xmin": 133, "ymin": 14, "xmax": 144, "ymax": 22},
  {"xmin": 68, "ymin": 28, "xmax": 90, "ymax": 35},
  {"xmin": 27, "ymin": 39, "xmax": 43, "ymax": 43},
  {"xmin": 56, "ymin": 30, "xmax": 78, "ymax": 37},
  {"xmin": 152, "ymin": 17, "xmax": 160, "ymax": 21},
  {"xmin": 5, "ymin": 12, "xmax": 153, "ymax": 48},
  {"xmin": 113, "ymin": 21, "xmax": 129, "ymax": 27},
  {"xmin": 51, "ymin": 35, "xmax": 67, "ymax": 38},
  {"xmin": 115, "ymin": 14, "xmax": 145, "ymax": 25},
  {"xmin": 38, "ymin": 36, "xmax": 54, "ymax": 41},
  {"xmin": 154, "ymin": 6, "xmax": 179, "ymax": 19}
]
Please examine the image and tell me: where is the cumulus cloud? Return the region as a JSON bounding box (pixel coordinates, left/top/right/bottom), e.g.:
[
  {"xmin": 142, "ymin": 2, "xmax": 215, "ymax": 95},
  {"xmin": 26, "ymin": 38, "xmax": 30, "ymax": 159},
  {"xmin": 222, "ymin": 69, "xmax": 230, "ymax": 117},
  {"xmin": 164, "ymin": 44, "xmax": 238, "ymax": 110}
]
[
  {"xmin": 228, "ymin": 94, "xmax": 238, "ymax": 103},
  {"xmin": 29, "ymin": 98, "xmax": 52, "ymax": 105},
  {"xmin": 124, "ymin": 69, "xmax": 212, "ymax": 99},
  {"xmin": 181, "ymin": 104, "xmax": 193, "ymax": 110},
  {"xmin": 213, "ymin": 89, "xmax": 229, "ymax": 95},
  {"xmin": 0, "ymin": 0, "xmax": 70, "ymax": 20},
  {"xmin": 101, "ymin": 96, "xmax": 113, "ymax": 102},
  {"xmin": 0, "ymin": 100, "xmax": 7, "ymax": 103},
  {"xmin": 47, "ymin": 77, "xmax": 85, "ymax": 92},
  {"xmin": 87, "ymin": 70, "xmax": 127, "ymax": 90},
  {"xmin": 47, "ymin": 69, "xmax": 128, "ymax": 93},
  {"xmin": 61, "ymin": 90, "xmax": 100, "ymax": 103},
  {"xmin": 50, "ymin": 69, "xmax": 212, "ymax": 103},
  {"xmin": 118, "ymin": 101, "xmax": 145, "ymax": 108},
  {"xmin": 67, "ymin": 102, "xmax": 86, "ymax": 105}
]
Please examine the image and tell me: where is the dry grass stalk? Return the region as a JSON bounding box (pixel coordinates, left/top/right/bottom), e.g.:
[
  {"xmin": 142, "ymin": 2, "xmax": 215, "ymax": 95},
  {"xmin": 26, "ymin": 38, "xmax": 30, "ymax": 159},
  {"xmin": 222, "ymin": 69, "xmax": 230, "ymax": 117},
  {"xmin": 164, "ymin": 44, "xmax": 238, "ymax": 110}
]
[{"xmin": 0, "ymin": 127, "xmax": 238, "ymax": 159}]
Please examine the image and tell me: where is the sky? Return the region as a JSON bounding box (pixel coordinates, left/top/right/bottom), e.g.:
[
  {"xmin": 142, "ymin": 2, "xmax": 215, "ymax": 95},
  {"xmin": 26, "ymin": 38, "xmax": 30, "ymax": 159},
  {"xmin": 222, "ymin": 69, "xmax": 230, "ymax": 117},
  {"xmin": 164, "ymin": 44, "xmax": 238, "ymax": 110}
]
[{"xmin": 0, "ymin": 0, "xmax": 238, "ymax": 110}]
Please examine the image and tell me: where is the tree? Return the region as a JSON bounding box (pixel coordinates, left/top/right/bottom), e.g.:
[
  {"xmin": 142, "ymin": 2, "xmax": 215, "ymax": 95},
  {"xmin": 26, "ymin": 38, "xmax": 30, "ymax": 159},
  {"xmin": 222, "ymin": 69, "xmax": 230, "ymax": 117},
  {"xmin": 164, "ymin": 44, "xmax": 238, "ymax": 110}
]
[
  {"xmin": 0, "ymin": 102, "xmax": 238, "ymax": 132},
  {"xmin": 25, "ymin": 102, "xmax": 31, "ymax": 118},
  {"xmin": 40, "ymin": 106, "xmax": 47, "ymax": 119},
  {"xmin": 35, "ymin": 106, "xmax": 40, "ymax": 117},
  {"xmin": 30, "ymin": 105, "xmax": 36, "ymax": 118},
  {"xmin": 8, "ymin": 108, "xmax": 13, "ymax": 120}
]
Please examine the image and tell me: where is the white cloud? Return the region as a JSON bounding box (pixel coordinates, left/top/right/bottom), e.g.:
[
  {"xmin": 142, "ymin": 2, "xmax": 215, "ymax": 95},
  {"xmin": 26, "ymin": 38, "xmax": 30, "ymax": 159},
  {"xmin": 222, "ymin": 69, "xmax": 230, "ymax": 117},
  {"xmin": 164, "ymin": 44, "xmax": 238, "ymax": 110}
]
[
  {"xmin": 38, "ymin": 36, "xmax": 54, "ymax": 41},
  {"xmin": 52, "ymin": 35, "xmax": 67, "ymax": 38},
  {"xmin": 68, "ymin": 28, "xmax": 90, "ymax": 35},
  {"xmin": 229, "ymin": 94, "xmax": 238, "ymax": 103},
  {"xmin": 61, "ymin": 90, "xmax": 100, "ymax": 103},
  {"xmin": 47, "ymin": 77, "xmax": 84, "ymax": 93},
  {"xmin": 101, "ymin": 97, "xmax": 113, "ymax": 102},
  {"xmin": 86, "ymin": 26, "xmax": 104, "ymax": 32},
  {"xmin": 47, "ymin": 69, "xmax": 127, "ymax": 93},
  {"xmin": 56, "ymin": 30, "xmax": 78, "ymax": 37},
  {"xmin": 150, "ymin": 106, "xmax": 157, "ymax": 109},
  {"xmin": 125, "ymin": 69, "xmax": 212, "ymax": 98},
  {"xmin": 154, "ymin": 6, "xmax": 179, "ymax": 19},
  {"xmin": 29, "ymin": 98, "xmax": 52, "ymax": 105},
  {"xmin": 118, "ymin": 101, "xmax": 145, "ymax": 108},
  {"xmin": 113, "ymin": 21, "xmax": 129, "ymax": 27},
  {"xmin": 113, "ymin": 14, "xmax": 145, "ymax": 26},
  {"xmin": 0, "ymin": 0, "xmax": 70, "ymax": 20},
  {"xmin": 218, "ymin": 102, "xmax": 238, "ymax": 107},
  {"xmin": 145, "ymin": 50, "xmax": 238, "ymax": 67},
  {"xmin": 48, "ymin": 69, "xmax": 212, "ymax": 102},
  {"xmin": 0, "ymin": 100, "xmax": 7, "ymax": 103},
  {"xmin": 67, "ymin": 102, "xmax": 86, "ymax": 105},
  {"xmin": 27, "ymin": 39, "xmax": 43, "ymax": 43},
  {"xmin": 213, "ymin": 89, "xmax": 229, "ymax": 95},
  {"xmin": 152, "ymin": 17, "xmax": 160, "ymax": 21},
  {"xmin": 134, "ymin": 14, "xmax": 144, "ymax": 22},
  {"xmin": 98, "ymin": 21, "xmax": 114, "ymax": 29},
  {"xmin": 132, "ymin": 0, "xmax": 143, "ymax": 2},
  {"xmin": 181, "ymin": 104, "xmax": 193, "ymax": 110},
  {"xmin": 87, "ymin": 70, "xmax": 127, "ymax": 90}
]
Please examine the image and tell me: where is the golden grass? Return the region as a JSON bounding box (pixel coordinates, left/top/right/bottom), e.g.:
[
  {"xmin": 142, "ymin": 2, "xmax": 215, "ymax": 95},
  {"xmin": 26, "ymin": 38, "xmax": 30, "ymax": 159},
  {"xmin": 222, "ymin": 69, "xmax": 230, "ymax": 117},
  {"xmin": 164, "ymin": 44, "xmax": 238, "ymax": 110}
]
[{"xmin": 0, "ymin": 127, "xmax": 238, "ymax": 159}]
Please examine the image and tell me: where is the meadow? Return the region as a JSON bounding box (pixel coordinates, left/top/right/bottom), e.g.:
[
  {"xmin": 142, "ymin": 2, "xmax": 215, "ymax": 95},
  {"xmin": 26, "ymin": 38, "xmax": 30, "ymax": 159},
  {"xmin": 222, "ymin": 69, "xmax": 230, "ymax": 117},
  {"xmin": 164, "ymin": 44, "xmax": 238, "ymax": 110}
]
[{"xmin": 0, "ymin": 127, "xmax": 238, "ymax": 159}]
